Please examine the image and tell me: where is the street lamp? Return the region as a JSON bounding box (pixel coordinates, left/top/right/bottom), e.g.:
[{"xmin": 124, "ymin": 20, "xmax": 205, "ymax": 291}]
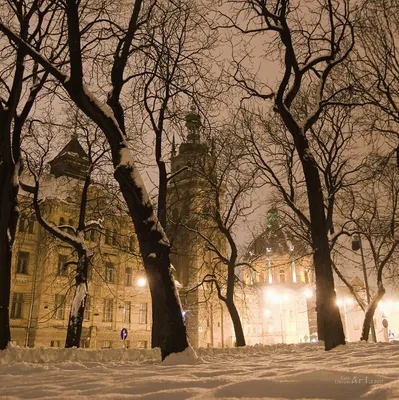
[{"xmin": 136, "ymin": 277, "xmax": 147, "ymax": 287}]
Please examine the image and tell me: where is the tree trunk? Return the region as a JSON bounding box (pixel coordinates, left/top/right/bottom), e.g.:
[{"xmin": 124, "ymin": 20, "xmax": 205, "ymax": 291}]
[
  {"xmin": 361, "ymin": 283, "xmax": 385, "ymax": 342},
  {"xmin": 0, "ymin": 160, "xmax": 19, "ymax": 350},
  {"xmin": 292, "ymin": 129, "xmax": 345, "ymax": 350},
  {"xmin": 0, "ymin": 232, "xmax": 12, "ymax": 350},
  {"xmin": 65, "ymin": 253, "xmax": 90, "ymax": 348},
  {"xmin": 114, "ymin": 165, "xmax": 189, "ymax": 360},
  {"xmin": 226, "ymin": 300, "xmax": 246, "ymax": 347}
]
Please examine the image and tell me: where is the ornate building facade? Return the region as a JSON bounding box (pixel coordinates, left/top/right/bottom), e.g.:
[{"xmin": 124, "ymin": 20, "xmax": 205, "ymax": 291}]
[{"xmin": 10, "ymin": 138, "xmax": 151, "ymax": 349}]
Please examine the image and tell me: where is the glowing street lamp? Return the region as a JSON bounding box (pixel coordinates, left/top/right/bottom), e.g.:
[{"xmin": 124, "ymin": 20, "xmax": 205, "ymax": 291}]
[
  {"xmin": 136, "ymin": 277, "xmax": 147, "ymax": 287},
  {"xmin": 304, "ymin": 289, "xmax": 313, "ymax": 299}
]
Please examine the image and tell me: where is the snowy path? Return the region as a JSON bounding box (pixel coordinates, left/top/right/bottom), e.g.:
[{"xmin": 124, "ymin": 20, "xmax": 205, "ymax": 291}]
[{"xmin": 1, "ymin": 342, "xmax": 398, "ymax": 399}]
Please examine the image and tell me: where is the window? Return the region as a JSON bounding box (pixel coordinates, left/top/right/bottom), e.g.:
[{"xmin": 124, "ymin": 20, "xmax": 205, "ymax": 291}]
[
  {"xmin": 105, "ymin": 229, "xmax": 112, "ymax": 245},
  {"xmin": 103, "ymin": 299, "xmax": 113, "ymax": 322},
  {"xmin": 90, "ymin": 230, "xmax": 96, "ymax": 242},
  {"xmin": 105, "ymin": 262, "xmax": 116, "ymax": 283},
  {"xmin": 291, "ymin": 260, "xmax": 297, "ymax": 283},
  {"xmin": 129, "ymin": 236, "xmax": 135, "ymax": 252},
  {"xmin": 125, "ymin": 267, "xmax": 132, "ymax": 286},
  {"xmin": 50, "ymin": 340, "xmax": 62, "ymax": 348},
  {"xmin": 54, "ymin": 294, "xmax": 65, "ymax": 320},
  {"xmin": 124, "ymin": 302, "xmax": 131, "ymax": 323},
  {"xmin": 267, "ymin": 259, "xmax": 273, "ymax": 284},
  {"xmin": 112, "ymin": 232, "xmax": 118, "ymax": 246},
  {"xmin": 57, "ymin": 255, "xmax": 68, "ymax": 276},
  {"xmin": 19, "ymin": 214, "xmax": 34, "ymax": 234},
  {"xmin": 139, "ymin": 303, "xmax": 148, "ymax": 324},
  {"xmin": 279, "ymin": 268, "xmax": 286, "ymax": 284},
  {"xmin": 137, "ymin": 340, "xmax": 148, "ymax": 349},
  {"xmin": 10, "ymin": 293, "xmax": 23, "ymax": 319},
  {"xmin": 16, "ymin": 251, "xmax": 29, "ymax": 274},
  {"xmin": 83, "ymin": 295, "xmax": 92, "ymax": 321},
  {"xmin": 102, "ymin": 340, "xmax": 112, "ymax": 349}
]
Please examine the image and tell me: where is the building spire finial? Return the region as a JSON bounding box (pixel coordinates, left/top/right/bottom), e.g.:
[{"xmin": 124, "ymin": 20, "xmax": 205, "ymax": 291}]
[{"xmin": 185, "ymin": 103, "xmax": 201, "ymax": 143}]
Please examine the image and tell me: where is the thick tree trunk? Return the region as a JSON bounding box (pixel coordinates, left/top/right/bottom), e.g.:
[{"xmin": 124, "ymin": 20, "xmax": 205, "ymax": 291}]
[
  {"xmin": 0, "ymin": 162, "xmax": 19, "ymax": 350},
  {"xmin": 65, "ymin": 253, "xmax": 89, "ymax": 348},
  {"xmin": 114, "ymin": 165, "xmax": 189, "ymax": 360},
  {"xmin": 291, "ymin": 129, "xmax": 345, "ymax": 350},
  {"xmin": 361, "ymin": 283, "xmax": 385, "ymax": 342},
  {"xmin": 0, "ymin": 232, "xmax": 12, "ymax": 350},
  {"xmin": 226, "ymin": 300, "xmax": 246, "ymax": 347}
]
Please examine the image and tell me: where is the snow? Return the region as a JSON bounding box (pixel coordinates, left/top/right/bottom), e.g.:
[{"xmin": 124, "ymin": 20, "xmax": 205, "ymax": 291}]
[
  {"xmin": 1, "ymin": 342, "xmax": 399, "ymax": 399},
  {"xmin": 70, "ymin": 283, "xmax": 87, "ymax": 319}
]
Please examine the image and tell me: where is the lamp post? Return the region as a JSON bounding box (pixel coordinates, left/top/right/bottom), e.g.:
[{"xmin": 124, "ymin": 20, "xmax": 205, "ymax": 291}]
[{"xmin": 352, "ymin": 234, "xmax": 377, "ymax": 342}]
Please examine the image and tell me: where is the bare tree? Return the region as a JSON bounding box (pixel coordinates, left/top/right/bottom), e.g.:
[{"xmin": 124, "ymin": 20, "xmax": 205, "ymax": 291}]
[
  {"xmin": 349, "ymin": 0, "xmax": 399, "ymax": 162},
  {"xmin": 130, "ymin": 0, "xmax": 217, "ymax": 347},
  {"xmin": 21, "ymin": 114, "xmax": 110, "ymax": 348},
  {"xmin": 335, "ymin": 159, "xmax": 399, "ymax": 341},
  {"xmin": 0, "ymin": 0, "xmax": 194, "ymax": 359},
  {"xmin": 217, "ymin": 0, "xmax": 357, "ymax": 349},
  {"xmin": 169, "ymin": 120, "xmax": 261, "ymax": 347},
  {"xmin": 0, "ymin": 0, "xmax": 64, "ymax": 349}
]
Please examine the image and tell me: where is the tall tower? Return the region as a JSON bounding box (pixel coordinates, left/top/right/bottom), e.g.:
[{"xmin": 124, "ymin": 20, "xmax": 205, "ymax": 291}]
[{"xmin": 167, "ymin": 107, "xmax": 218, "ymax": 347}]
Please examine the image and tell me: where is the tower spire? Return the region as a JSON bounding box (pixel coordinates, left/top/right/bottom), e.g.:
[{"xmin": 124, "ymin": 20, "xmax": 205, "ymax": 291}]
[{"xmin": 185, "ymin": 104, "xmax": 201, "ymax": 143}]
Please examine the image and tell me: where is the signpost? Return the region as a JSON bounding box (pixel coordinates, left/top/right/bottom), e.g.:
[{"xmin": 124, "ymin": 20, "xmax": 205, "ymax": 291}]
[{"xmin": 120, "ymin": 328, "xmax": 128, "ymax": 348}]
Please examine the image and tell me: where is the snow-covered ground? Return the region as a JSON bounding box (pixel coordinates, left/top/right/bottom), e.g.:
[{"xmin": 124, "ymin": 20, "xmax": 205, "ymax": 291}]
[{"xmin": 1, "ymin": 342, "xmax": 398, "ymax": 400}]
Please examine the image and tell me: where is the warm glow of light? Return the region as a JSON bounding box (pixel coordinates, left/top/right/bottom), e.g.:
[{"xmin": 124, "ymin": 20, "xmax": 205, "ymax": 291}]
[
  {"xmin": 304, "ymin": 289, "xmax": 313, "ymax": 299},
  {"xmin": 136, "ymin": 277, "xmax": 147, "ymax": 287},
  {"xmin": 345, "ymin": 297, "xmax": 354, "ymax": 306},
  {"xmin": 337, "ymin": 299, "xmax": 344, "ymax": 307},
  {"xmin": 263, "ymin": 309, "xmax": 272, "ymax": 318},
  {"xmin": 264, "ymin": 288, "xmax": 280, "ymax": 304}
]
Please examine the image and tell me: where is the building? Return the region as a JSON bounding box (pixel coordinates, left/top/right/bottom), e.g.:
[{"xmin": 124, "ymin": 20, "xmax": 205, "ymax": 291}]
[
  {"xmin": 10, "ymin": 111, "xmax": 318, "ymax": 350},
  {"xmin": 241, "ymin": 209, "xmax": 316, "ymax": 344},
  {"xmin": 167, "ymin": 109, "xmax": 316, "ymax": 347},
  {"xmin": 10, "ymin": 137, "xmax": 152, "ymax": 349},
  {"xmin": 167, "ymin": 107, "xmax": 229, "ymax": 347}
]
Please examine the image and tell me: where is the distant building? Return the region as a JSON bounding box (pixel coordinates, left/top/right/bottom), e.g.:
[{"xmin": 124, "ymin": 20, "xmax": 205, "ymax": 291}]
[
  {"xmin": 167, "ymin": 108, "xmax": 316, "ymax": 347},
  {"xmin": 241, "ymin": 209, "xmax": 316, "ymax": 344},
  {"xmin": 10, "ymin": 137, "xmax": 151, "ymax": 349}
]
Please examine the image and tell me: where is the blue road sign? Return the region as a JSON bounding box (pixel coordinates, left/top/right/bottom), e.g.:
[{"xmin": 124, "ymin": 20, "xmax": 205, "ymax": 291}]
[
  {"xmin": 120, "ymin": 328, "xmax": 128, "ymax": 340},
  {"xmin": 389, "ymin": 332, "xmax": 395, "ymax": 340}
]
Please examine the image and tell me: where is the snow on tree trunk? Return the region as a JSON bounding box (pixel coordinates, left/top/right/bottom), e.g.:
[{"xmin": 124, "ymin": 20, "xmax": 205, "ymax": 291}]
[
  {"xmin": 65, "ymin": 254, "xmax": 89, "ymax": 348},
  {"xmin": 115, "ymin": 147, "xmax": 190, "ymax": 360},
  {"xmin": 361, "ymin": 283, "xmax": 386, "ymax": 342}
]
